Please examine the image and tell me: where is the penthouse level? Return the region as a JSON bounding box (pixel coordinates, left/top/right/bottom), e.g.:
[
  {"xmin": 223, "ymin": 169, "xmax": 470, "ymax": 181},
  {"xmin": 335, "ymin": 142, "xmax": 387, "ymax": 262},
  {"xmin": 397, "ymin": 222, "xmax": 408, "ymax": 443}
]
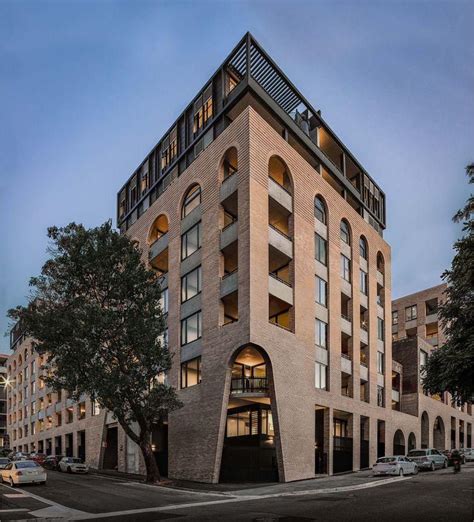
[{"xmin": 117, "ymin": 33, "xmax": 386, "ymax": 236}]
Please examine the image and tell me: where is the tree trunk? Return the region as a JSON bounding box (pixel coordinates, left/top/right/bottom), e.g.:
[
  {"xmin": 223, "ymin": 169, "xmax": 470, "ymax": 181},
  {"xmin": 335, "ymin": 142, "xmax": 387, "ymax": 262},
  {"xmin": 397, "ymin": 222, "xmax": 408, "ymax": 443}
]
[{"xmin": 139, "ymin": 435, "xmax": 161, "ymax": 483}]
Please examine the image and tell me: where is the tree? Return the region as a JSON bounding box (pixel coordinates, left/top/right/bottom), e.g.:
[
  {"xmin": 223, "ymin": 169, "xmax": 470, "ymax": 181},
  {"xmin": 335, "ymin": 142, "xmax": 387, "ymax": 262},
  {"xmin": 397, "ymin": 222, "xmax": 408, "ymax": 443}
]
[
  {"xmin": 8, "ymin": 221, "xmax": 182, "ymax": 483},
  {"xmin": 422, "ymin": 164, "xmax": 474, "ymax": 405}
]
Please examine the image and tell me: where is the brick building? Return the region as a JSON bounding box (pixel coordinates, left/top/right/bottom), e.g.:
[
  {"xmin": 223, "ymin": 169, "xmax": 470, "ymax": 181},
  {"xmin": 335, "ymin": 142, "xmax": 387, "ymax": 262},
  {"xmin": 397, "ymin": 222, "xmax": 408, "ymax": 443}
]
[
  {"xmin": 7, "ymin": 34, "xmax": 472, "ymax": 480},
  {"xmin": 392, "ymin": 284, "xmax": 472, "ymax": 451},
  {"xmin": 0, "ymin": 353, "xmax": 8, "ymax": 448}
]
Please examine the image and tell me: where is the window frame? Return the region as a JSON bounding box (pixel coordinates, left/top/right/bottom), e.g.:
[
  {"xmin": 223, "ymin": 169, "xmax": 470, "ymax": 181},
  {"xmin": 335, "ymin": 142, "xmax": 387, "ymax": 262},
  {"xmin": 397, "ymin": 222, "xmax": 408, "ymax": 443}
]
[
  {"xmin": 359, "ymin": 269, "xmax": 368, "ymax": 295},
  {"xmin": 315, "ymin": 362, "xmax": 327, "ymax": 390},
  {"xmin": 181, "ymin": 222, "xmax": 201, "ymax": 260},
  {"xmin": 315, "ymin": 234, "xmax": 327, "ymax": 266},
  {"xmin": 405, "ymin": 305, "xmax": 417, "ymax": 322},
  {"xmin": 180, "ymin": 311, "xmax": 202, "ymax": 346},
  {"xmin": 314, "ymin": 197, "xmax": 326, "ymax": 224},
  {"xmin": 340, "ymin": 254, "xmax": 351, "ymax": 282},
  {"xmin": 315, "ymin": 319, "xmax": 328, "ymax": 349},
  {"xmin": 340, "ymin": 220, "xmax": 350, "ymax": 245},
  {"xmin": 182, "ymin": 185, "xmax": 201, "ymax": 218},
  {"xmin": 315, "ymin": 276, "xmax": 327, "ymax": 307},
  {"xmin": 181, "ymin": 266, "xmax": 202, "ymax": 303},
  {"xmin": 359, "ymin": 237, "xmax": 368, "ymax": 259},
  {"xmin": 181, "ymin": 356, "xmax": 202, "ymax": 388}
]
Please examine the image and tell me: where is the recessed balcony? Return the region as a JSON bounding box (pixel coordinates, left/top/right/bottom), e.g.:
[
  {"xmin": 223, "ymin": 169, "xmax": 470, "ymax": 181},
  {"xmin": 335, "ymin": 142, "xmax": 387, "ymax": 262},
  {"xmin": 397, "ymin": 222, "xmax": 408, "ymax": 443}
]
[
  {"xmin": 268, "ymin": 273, "xmax": 293, "ymax": 305},
  {"xmin": 268, "ymin": 224, "xmax": 293, "ymax": 259},
  {"xmin": 392, "ymin": 389, "xmax": 400, "ymax": 403},
  {"xmin": 376, "ymin": 270, "xmax": 384, "ymax": 287},
  {"xmin": 230, "ymin": 377, "xmax": 268, "ymax": 396},
  {"xmin": 221, "ymin": 270, "xmax": 238, "ymax": 298},
  {"xmin": 268, "ymin": 177, "xmax": 292, "ymax": 212},
  {"xmin": 341, "ymin": 353, "xmax": 352, "ymax": 375},
  {"xmin": 149, "ymin": 233, "xmax": 169, "ymax": 263},
  {"xmin": 360, "ymin": 363, "xmax": 368, "ymax": 382},
  {"xmin": 220, "ymin": 220, "xmax": 238, "ymax": 250},
  {"xmin": 341, "ymin": 315, "xmax": 352, "ymax": 337}
]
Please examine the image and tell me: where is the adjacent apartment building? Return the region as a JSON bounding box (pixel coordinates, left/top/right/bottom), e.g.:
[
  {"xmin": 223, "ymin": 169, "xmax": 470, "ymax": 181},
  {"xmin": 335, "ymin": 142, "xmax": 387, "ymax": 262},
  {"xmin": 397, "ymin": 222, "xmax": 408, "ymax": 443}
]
[
  {"xmin": 7, "ymin": 34, "xmax": 472, "ymax": 481},
  {"xmin": 392, "ymin": 284, "xmax": 472, "ymax": 451},
  {"xmin": 0, "ymin": 353, "xmax": 8, "ymax": 448}
]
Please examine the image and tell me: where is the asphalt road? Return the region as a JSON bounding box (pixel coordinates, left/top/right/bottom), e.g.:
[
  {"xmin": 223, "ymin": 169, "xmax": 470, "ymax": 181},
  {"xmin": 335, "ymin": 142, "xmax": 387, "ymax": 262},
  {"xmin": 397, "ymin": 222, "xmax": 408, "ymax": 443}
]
[{"xmin": 0, "ymin": 464, "xmax": 472, "ymax": 520}]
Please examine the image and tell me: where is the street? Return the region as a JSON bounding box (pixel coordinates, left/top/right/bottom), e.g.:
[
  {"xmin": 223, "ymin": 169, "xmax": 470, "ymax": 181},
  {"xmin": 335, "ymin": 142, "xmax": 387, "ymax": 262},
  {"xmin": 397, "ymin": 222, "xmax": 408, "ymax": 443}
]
[{"xmin": 0, "ymin": 464, "xmax": 472, "ymax": 521}]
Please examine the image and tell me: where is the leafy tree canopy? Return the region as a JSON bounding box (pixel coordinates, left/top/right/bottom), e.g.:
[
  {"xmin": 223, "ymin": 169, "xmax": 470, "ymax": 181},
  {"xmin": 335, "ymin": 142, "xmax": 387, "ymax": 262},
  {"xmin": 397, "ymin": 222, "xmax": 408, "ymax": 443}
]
[
  {"xmin": 423, "ymin": 164, "xmax": 474, "ymax": 405},
  {"xmin": 8, "ymin": 221, "xmax": 181, "ymax": 482}
]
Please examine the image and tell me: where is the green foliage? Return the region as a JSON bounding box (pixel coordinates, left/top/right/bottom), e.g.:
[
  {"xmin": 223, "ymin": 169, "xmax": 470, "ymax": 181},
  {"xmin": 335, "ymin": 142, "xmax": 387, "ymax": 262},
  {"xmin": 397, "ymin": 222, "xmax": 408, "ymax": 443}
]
[
  {"xmin": 8, "ymin": 221, "xmax": 182, "ymax": 481},
  {"xmin": 422, "ymin": 164, "xmax": 474, "ymax": 405}
]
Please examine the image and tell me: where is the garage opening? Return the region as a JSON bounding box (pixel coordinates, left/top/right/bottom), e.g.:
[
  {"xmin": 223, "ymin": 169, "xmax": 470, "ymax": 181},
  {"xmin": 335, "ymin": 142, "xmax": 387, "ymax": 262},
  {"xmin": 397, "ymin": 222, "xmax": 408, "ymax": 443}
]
[
  {"xmin": 103, "ymin": 426, "xmax": 118, "ymax": 470},
  {"xmin": 393, "ymin": 429, "xmax": 405, "ymax": 455}
]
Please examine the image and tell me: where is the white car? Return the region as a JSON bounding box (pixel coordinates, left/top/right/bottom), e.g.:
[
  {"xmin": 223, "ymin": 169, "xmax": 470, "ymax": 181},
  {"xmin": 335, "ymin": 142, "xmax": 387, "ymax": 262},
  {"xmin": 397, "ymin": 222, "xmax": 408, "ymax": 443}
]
[
  {"xmin": 1, "ymin": 460, "xmax": 46, "ymax": 486},
  {"xmin": 462, "ymin": 448, "xmax": 474, "ymax": 462},
  {"xmin": 0, "ymin": 458, "xmax": 10, "ymax": 470},
  {"xmin": 58, "ymin": 457, "xmax": 89, "ymax": 474},
  {"xmin": 373, "ymin": 456, "xmax": 418, "ymax": 476}
]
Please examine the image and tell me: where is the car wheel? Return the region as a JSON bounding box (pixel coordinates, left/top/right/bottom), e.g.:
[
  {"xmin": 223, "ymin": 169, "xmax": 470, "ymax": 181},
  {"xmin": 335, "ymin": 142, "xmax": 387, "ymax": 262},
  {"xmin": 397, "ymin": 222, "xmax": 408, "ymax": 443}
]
[
  {"xmin": 413, "ymin": 466, "xmax": 419, "ymax": 475},
  {"xmin": 67, "ymin": 466, "xmax": 72, "ymax": 474},
  {"xmin": 430, "ymin": 461, "xmax": 435, "ymax": 471}
]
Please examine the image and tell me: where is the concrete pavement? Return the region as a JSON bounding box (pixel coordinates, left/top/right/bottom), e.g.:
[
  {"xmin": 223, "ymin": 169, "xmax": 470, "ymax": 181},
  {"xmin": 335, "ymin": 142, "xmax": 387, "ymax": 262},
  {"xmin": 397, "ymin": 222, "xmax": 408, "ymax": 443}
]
[{"xmin": 0, "ymin": 463, "xmax": 472, "ymax": 520}]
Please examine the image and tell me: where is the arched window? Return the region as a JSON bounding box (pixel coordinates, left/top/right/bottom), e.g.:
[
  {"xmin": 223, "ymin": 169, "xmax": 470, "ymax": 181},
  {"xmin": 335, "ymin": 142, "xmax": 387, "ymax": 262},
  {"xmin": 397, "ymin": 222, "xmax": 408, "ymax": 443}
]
[
  {"xmin": 268, "ymin": 156, "xmax": 292, "ymax": 193},
  {"xmin": 18, "ymin": 354, "xmax": 22, "ymax": 366},
  {"xmin": 221, "ymin": 147, "xmax": 238, "ymax": 180},
  {"xmin": 359, "ymin": 236, "xmax": 368, "ymax": 260},
  {"xmin": 148, "ymin": 215, "xmax": 169, "ymax": 244},
  {"xmin": 182, "ymin": 184, "xmax": 201, "ymax": 218},
  {"xmin": 377, "ymin": 252, "xmax": 385, "ymax": 274},
  {"xmin": 314, "ymin": 196, "xmax": 327, "ymax": 224},
  {"xmin": 340, "ymin": 220, "xmax": 350, "ymax": 245}
]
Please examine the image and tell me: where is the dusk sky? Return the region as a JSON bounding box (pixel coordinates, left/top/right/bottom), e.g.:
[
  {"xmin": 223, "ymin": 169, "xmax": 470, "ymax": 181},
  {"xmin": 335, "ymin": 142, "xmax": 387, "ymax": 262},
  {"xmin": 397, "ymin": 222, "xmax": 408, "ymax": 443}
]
[{"xmin": 1, "ymin": 0, "xmax": 473, "ymax": 353}]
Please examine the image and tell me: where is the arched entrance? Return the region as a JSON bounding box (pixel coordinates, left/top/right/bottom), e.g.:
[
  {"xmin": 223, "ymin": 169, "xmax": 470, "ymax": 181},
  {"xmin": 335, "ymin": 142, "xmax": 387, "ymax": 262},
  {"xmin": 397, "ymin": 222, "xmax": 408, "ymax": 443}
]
[
  {"xmin": 421, "ymin": 412, "xmax": 429, "ymax": 448},
  {"xmin": 433, "ymin": 417, "xmax": 445, "ymax": 450},
  {"xmin": 408, "ymin": 432, "xmax": 416, "ymax": 452},
  {"xmin": 393, "ymin": 430, "xmax": 405, "ymax": 455},
  {"xmin": 220, "ymin": 345, "xmax": 278, "ymax": 482}
]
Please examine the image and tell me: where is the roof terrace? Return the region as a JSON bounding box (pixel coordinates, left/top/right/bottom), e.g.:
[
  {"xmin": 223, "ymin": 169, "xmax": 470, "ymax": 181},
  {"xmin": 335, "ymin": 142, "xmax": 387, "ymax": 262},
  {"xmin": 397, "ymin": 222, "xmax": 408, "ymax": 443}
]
[{"xmin": 117, "ymin": 32, "xmax": 386, "ymax": 234}]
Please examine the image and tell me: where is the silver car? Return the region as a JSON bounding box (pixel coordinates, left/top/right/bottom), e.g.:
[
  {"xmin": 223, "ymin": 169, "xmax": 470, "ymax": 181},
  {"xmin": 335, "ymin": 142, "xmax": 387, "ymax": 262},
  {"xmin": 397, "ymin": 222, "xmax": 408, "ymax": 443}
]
[
  {"xmin": 407, "ymin": 448, "xmax": 448, "ymax": 470},
  {"xmin": 373, "ymin": 456, "xmax": 418, "ymax": 476}
]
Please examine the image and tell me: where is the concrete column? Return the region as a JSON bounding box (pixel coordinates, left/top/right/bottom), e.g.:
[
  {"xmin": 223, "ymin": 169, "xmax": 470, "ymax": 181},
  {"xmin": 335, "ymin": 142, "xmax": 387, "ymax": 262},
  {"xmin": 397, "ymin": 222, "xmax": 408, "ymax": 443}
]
[
  {"xmin": 352, "ymin": 413, "xmax": 360, "ymax": 471},
  {"xmin": 455, "ymin": 419, "xmax": 460, "ymax": 449},
  {"xmin": 324, "ymin": 407, "xmax": 334, "ymax": 475},
  {"xmin": 369, "ymin": 418, "xmax": 378, "ymax": 467}
]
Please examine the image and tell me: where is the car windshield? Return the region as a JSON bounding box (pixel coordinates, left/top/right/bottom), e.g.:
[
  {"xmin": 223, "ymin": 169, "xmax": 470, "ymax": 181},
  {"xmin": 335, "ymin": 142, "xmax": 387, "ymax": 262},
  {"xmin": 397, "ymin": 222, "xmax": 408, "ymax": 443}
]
[
  {"xmin": 0, "ymin": 459, "xmax": 9, "ymax": 464},
  {"xmin": 408, "ymin": 450, "xmax": 426, "ymax": 457},
  {"xmin": 71, "ymin": 459, "xmax": 83, "ymax": 464},
  {"xmin": 377, "ymin": 457, "xmax": 396, "ymax": 463},
  {"xmin": 16, "ymin": 461, "xmax": 40, "ymax": 469}
]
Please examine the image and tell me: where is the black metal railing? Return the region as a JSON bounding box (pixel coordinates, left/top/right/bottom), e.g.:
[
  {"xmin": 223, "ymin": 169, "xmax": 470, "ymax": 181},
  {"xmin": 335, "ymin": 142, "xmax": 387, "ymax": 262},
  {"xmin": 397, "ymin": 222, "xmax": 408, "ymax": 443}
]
[{"xmin": 231, "ymin": 377, "xmax": 268, "ymax": 394}]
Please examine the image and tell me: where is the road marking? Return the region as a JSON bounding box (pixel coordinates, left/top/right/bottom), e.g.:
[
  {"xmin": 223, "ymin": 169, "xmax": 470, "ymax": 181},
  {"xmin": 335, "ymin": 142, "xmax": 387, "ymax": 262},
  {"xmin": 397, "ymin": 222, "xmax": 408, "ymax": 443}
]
[
  {"xmin": 118, "ymin": 481, "xmax": 228, "ymax": 497},
  {"xmin": 3, "ymin": 493, "xmax": 29, "ymax": 498},
  {"xmin": 71, "ymin": 476, "xmax": 412, "ymax": 520},
  {"xmin": 0, "ymin": 509, "xmax": 29, "ymax": 513}
]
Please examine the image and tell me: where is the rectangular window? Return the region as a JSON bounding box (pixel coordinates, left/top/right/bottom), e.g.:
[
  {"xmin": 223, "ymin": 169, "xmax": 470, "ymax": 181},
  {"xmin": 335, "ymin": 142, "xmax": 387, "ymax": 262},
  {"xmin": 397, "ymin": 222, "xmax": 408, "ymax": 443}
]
[
  {"xmin": 420, "ymin": 350, "xmax": 428, "ymax": 369},
  {"xmin": 392, "ymin": 310, "xmax": 398, "ymax": 325},
  {"xmin": 315, "ymin": 319, "xmax": 328, "ymax": 349},
  {"xmin": 377, "ymin": 351, "xmax": 384, "ymax": 374},
  {"xmin": 377, "ymin": 317, "xmax": 385, "ymax": 341},
  {"xmin": 193, "ymin": 84, "xmax": 213, "ymax": 135},
  {"xmin": 181, "ymin": 222, "xmax": 201, "ymax": 260},
  {"xmin": 315, "ymin": 234, "xmax": 327, "ymax": 265},
  {"xmin": 315, "ymin": 362, "xmax": 327, "ymax": 390},
  {"xmin": 377, "ymin": 386, "xmax": 385, "ymax": 407},
  {"xmin": 181, "ymin": 356, "xmax": 202, "ymax": 388},
  {"xmin": 161, "ymin": 126, "xmax": 178, "ymax": 171},
  {"xmin": 405, "ymin": 305, "xmax": 417, "ymax": 321},
  {"xmin": 315, "ymin": 276, "xmax": 327, "ymax": 307},
  {"xmin": 360, "ymin": 270, "xmax": 368, "ymax": 295},
  {"xmin": 159, "ymin": 287, "xmax": 169, "ymax": 314},
  {"xmin": 181, "ymin": 311, "xmax": 202, "ymax": 345},
  {"xmin": 340, "ymin": 254, "xmax": 351, "ymax": 282},
  {"xmin": 181, "ymin": 266, "xmax": 202, "ymax": 303},
  {"xmin": 91, "ymin": 401, "xmax": 101, "ymax": 416}
]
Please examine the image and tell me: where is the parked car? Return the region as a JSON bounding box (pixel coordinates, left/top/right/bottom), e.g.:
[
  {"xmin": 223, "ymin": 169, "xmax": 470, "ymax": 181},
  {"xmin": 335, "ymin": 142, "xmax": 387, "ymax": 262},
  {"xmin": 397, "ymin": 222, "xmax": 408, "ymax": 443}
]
[
  {"xmin": 58, "ymin": 457, "xmax": 89, "ymax": 474},
  {"xmin": 11, "ymin": 452, "xmax": 28, "ymax": 461},
  {"xmin": 0, "ymin": 458, "xmax": 11, "ymax": 470},
  {"xmin": 407, "ymin": 449, "xmax": 448, "ymax": 470},
  {"xmin": 31, "ymin": 453, "xmax": 47, "ymax": 465},
  {"xmin": 462, "ymin": 448, "xmax": 474, "ymax": 462},
  {"xmin": 443, "ymin": 449, "xmax": 466, "ymax": 466},
  {"xmin": 43, "ymin": 455, "xmax": 65, "ymax": 471},
  {"xmin": 1, "ymin": 460, "xmax": 46, "ymax": 486},
  {"xmin": 373, "ymin": 456, "xmax": 418, "ymax": 476}
]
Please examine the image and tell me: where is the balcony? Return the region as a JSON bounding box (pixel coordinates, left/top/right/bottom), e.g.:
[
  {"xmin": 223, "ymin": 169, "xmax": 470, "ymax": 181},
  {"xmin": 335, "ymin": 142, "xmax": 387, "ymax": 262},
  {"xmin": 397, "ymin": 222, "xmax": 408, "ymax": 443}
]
[
  {"xmin": 376, "ymin": 270, "xmax": 384, "ymax": 287},
  {"xmin": 392, "ymin": 389, "xmax": 400, "ymax": 403},
  {"xmin": 268, "ymin": 273, "xmax": 293, "ymax": 305},
  {"xmin": 230, "ymin": 377, "xmax": 268, "ymax": 396},
  {"xmin": 268, "ymin": 177, "xmax": 292, "ymax": 212},
  {"xmin": 220, "ymin": 170, "xmax": 238, "ymax": 202},
  {"xmin": 341, "ymin": 354, "xmax": 352, "ymax": 375},
  {"xmin": 426, "ymin": 335, "xmax": 439, "ymax": 347},
  {"xmin": 268, "ymin": 224, "xmax": 292, "ymax": 259},
  {"xmin": 376, "ymin": 303, "xmax": 384, "ymax": 319},
  {"xmin": 149, "ymin": 233, "xmax": 169, "ymax": 263},
  {"xmin": 341, "ymin": 315, "xmax": 352, "ymax": 337},
  {"xmin": 220, "ymin": 221, "xmax": 238, "ymax": 250},
  {"xmin": 221, "ymin": 270, "xmax": 238, "ymax": 298},
  {"xmin": 360, "ymin": 326, "xmax": 368, "ymax": 345},
  {"xmin": 425, "ymin": 312, "xmax": 438, "ymax": 324},
  {"xmin": 360, "ymin": 363, "xmax": 368, "ymax": 382}
]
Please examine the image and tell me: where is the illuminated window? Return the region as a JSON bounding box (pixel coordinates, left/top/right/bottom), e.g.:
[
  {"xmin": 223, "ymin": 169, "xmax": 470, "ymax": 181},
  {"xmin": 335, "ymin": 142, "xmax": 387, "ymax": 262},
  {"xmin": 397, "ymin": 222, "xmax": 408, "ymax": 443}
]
[
  {"xmin": 181, "ymin": 357, "xmax": 201, "ymax": 388},
  {"xmin": 77, "ymin": 402, "xmax": 86, "ymax": 420},
  {"xmin": 182, "ymin": 185, "xmax": 201, "ymax": 218},
  {"xmin": 161, "ymin": 126, "xmax": 178, "ymax": 171},
  {"xmin": 193, "ymin": 84, "xmax": 213, "ymax": 135},
  {"xmin": 181, "ymin": 311, "xmax": 202, "ymax": 346},
  {"xmin": 91, "ymin": 401, "xmax": 101, "ymax": 416}
]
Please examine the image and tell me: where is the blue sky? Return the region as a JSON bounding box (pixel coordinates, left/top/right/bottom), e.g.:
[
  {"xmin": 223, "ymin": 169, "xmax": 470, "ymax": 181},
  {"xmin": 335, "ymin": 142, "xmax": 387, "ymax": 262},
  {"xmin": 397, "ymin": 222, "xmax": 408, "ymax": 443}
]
[{"xmin": 1, "ymin": 0, "xmax": 473, "ymax": 353}]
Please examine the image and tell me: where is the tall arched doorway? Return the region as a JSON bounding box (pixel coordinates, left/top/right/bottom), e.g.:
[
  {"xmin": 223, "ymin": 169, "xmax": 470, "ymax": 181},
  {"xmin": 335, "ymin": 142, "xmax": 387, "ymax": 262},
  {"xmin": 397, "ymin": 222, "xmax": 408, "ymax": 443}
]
[
  {"xmin": 393, "ymin": 430, "xmax": 405, "ymax": 455},
  {"xmin": 433, "ymin": 417, "xmax": 445, "ymax": 450},
  {"xmin": 421, "ymin": 412, "xmax": 429, "ymax": 449},
  {"xmin": 220, "ymin": 345, "xmax": 278, "ymax": 482},
  {"xmin": 408, "ymin": 432, "xmax": 416, "ymax": 452}
]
